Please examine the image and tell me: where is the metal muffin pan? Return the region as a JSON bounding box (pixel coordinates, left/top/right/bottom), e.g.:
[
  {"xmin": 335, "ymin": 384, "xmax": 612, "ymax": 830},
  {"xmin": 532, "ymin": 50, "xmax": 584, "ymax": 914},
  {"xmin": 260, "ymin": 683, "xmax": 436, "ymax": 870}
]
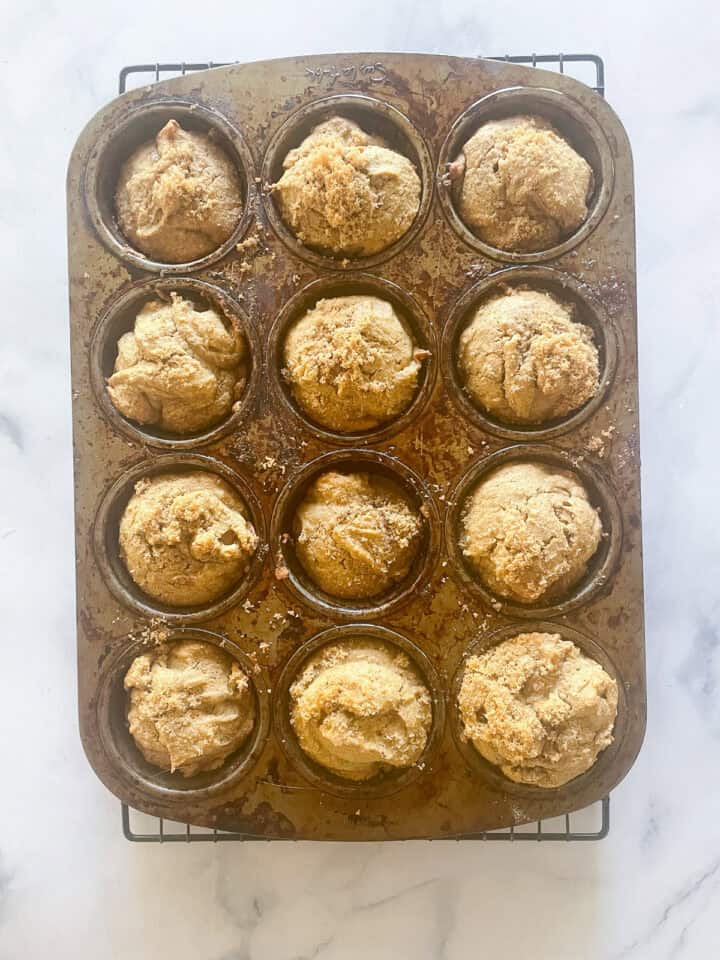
[{"xmin": 68, "ymin": 53, "xmax": 645, "ymax": 839}]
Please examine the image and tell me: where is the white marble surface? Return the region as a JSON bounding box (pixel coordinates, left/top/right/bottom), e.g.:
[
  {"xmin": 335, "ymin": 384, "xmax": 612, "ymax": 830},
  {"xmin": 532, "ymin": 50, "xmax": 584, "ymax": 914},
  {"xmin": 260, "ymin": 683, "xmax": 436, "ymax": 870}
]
[{"xmin": 1, "ymin": 0, "xmax": 719, "ymax": 956}]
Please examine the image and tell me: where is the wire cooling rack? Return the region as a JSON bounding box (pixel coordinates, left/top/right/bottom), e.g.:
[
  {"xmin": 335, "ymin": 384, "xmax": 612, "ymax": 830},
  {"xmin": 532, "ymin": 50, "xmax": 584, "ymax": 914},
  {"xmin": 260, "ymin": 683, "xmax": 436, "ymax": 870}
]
[{"xmin": 116, "ymin": 52, "xmax": 610, "ymax": 843}]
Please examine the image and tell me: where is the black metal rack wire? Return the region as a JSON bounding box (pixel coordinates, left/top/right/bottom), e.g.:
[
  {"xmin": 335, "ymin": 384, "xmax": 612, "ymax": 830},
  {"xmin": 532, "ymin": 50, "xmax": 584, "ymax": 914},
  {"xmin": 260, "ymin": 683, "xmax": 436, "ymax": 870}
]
[{"xmin": 116, "ymin": 52, "xmax": 610, "ymax": 843}]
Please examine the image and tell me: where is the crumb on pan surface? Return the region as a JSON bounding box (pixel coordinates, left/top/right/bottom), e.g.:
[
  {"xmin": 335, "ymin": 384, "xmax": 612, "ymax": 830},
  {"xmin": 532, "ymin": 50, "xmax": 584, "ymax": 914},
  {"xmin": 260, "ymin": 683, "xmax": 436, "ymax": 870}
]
[
  {"xmin": 272, "ymin": 116, "xmax": 421, "ymax": 256},
  {"xmin": 452, "ymin": 115, "xmax": 593, "ymax": 252},
  {"xmin": 458, "ymin": 632, "xmax": 618, "ymax": 787},
  {"xmin": 124, "ymin": 639, "xmax": 255, "ymax": 777},
  {"xmin": 458, "ymin": 286, "xmax": 599, "ymax": 424},
  {"xmin": 289, "ymin": 638, "xmax": 432, "ymax": 780},
  {"xmin": 119, "ymin": 471, "xmax": 258, "ymax": 607},
  {"xmin": 283, "ymin": 294, "xmax": 426, "ymax": 432},
  {"xmin": 293, "ymin": 470, "xmax": 422, "ymax": 600},
  {"xmin": 461, "ymin": 461, "xmax": 602, "ymax": 603},
  {"xmin": 107, "ymin": 291, "xmax": 247, "ymax": 434},
  {"xmin": 115, "ymin": 119, "xmax": 243, "ymax": 262}
]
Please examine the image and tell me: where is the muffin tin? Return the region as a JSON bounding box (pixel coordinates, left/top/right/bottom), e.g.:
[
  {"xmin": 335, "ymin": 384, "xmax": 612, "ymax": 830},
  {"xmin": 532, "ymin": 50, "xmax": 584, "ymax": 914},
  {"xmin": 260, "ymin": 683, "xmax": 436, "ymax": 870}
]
[{"xmin": 68, "ymin": 52, "xmax": 645, "ymax": 840}]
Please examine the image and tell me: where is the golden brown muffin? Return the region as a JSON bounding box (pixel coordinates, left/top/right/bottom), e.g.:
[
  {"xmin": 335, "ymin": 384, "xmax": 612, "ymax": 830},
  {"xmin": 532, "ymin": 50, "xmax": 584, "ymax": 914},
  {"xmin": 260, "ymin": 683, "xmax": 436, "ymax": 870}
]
[
  {"xmin": 119, "ymin": 472, "xmax": 258, "ymax": 606},
  {"xmin": 125, "ymin": 640, "xmax": 255, "ymax": 777},
  {"xmin": 289, "ymin": 638, "xmax": 432, "ymax": 780},
  {"xmin": 451, "ymin": 115, "xmax": 593, "ymax": 252},
  {"xmin": 293, "ymin": 471, "xmax": 422, "ymax": 600},
  {"xmin": 282, "ymin": 295, "xmax": 426, "ymax": 432},
  {"xmin": 458, "ymin": 288, "xmax": 599, "ymax": 423},
  {"xmin": 458, "ymin": 632, "xmax": 618, "ymax": 787},
  {"xmin": 107, "ymin": 292, "xmax": 247, "ymax": 434},
  {"xmin": 461, "ymin": 462, "xmax": 602, "ymax": 603},
  {"xmin": 115, "ymin": 120, "xmax": 243, "ymax": 262},
  {"xmin": 272, "ymin": 117, "xmax": 421, "ymax": 256}
]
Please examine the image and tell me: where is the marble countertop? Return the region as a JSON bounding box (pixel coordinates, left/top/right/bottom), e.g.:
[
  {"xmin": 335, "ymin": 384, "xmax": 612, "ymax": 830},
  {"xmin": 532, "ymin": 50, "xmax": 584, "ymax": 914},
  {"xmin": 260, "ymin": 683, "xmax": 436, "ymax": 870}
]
[{"xmin": 1, "ymin": 0, "xmax": 718, "ymax": 957}]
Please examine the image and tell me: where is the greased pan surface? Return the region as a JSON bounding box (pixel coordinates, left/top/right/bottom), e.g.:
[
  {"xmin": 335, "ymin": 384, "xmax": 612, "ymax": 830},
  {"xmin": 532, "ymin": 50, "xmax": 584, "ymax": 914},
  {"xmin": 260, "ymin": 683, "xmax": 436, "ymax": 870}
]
[{"xmin": 68, "ymin": 53, "xmax": 645, "ymax": 840}]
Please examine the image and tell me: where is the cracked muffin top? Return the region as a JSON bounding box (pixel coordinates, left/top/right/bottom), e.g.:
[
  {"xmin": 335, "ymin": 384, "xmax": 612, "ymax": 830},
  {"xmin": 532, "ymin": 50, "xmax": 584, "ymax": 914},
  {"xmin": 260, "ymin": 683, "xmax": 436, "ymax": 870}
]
[
  {"xmin": 272, "ymin": 116, "xmax": 421, "ymax": 257},
  {"xmin": 450, "ymin": 115, "xmax": 593, "ymax": 252},
  {"xmin": 119, "ymin": 471, "xmax": 258, "ymax": 607},
  {"xmin": 107, "ymin": 292, "xmax": 247, "ymax": 434},
  {"xmin": 282, "ymin": 294, "xmax": 427, "ymax": 432},
  {"xmin": 125, "ymin": 639, "xmax": 255, "ymax": 777},
  {"xmin": 458, "ymin": 632, "xmax": 618, "ymax": 787},
  {"xmin": 458, "ymin": 287, "xmax": 599, "ymax": 424},
  {"xmin": 115, "ymin": 119, "xmax": 243, "ymax": 262},
  {"xmin": 289, "ymin": 638, "xmax": 432, "ymax": 781},
  {"xmin": 460, "ymin": 461, "xmax": 602, "ymax": 603},
  {"xmin": 292, "ymin": 470, "xmax": 423, "ymax": 601}
]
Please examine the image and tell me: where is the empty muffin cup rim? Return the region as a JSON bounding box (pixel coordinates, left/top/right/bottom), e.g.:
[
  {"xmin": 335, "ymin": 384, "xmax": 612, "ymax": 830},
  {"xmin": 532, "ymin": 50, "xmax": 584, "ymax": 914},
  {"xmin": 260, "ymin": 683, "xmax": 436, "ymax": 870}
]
[
  {"xmin": 449, "ymin": 620, "xmax": 628, "ymax": 799},
  {"xmin": 90, "ymin": 277, "xmax": 260, "ymax": 449},
  {"xmin": 261, "ymin": 93, "xmax": 434, "ymax": 271},
  {"xmin": 269, "ymin": 273, "xmax": 438, "ymax": 445},
  {"xmin": 441, "ymin": 265, "xmax": 618, "ymax": 441},
  {"xmin": 85, "ymin": 97, "xmax": 257, "ymax": 274},
  {"xmin": 445, "ymin": 443, "xmax": 623, "ymax": 618},
  {"xmin": 93, "ymin": 453, "xmax": 268, "ymax": 623},
  {"xmin": 273, "ymin": 623, "xmax": 446, "ymax": 799},
  {"xmin": 270, "ymin": 449, "xmax": 441, "ymax": 619},
  {"xmin": 437, "ymin": 86, "xmax": 615, "ymax": 263},
  {"xmin": 96, "ymin": 626, "xmax": 271, "ymax": 802}
]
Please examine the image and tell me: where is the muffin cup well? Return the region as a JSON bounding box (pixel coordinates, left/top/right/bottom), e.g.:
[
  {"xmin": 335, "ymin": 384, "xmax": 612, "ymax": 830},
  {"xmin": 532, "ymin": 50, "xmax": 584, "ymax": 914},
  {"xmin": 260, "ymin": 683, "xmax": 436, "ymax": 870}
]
[
  {"xmin": 437, "ymin": 86, "xmax": 615, "ymax": 263},
  {"xmin": 270, "ymin": 449, "xmax": 440, "ymax": 619},
  {"xmin": 441, "ymin": 265, "xmax": 618, "ymax": 441},
  {"xmin": 96, "ymin": 627, "xmax": 271, "ymax": 802},
  {"xmin": 90, "ymin": 278, "xmax": 259, "ymax": 449},
  {"xmin": 274, "ymin": 624, "xmax": 446, "ymax": 799},
  {"xmin": 445, "ymin": 443, "xmax": 622, "ymax": 619},
  {"xmin": 450, "ymin": 621, "xmax": 627, "ymax": 800},
  {"xmin": 269, "ymin": 274, "xmax": 437, "ymax": 445},
  {"xmin": 84, "ymin": 98, "xmax": 256, "ymax": 273},
  {"xmin": 261, "ymin": 94, "xmax": 433, "ymax": 270},
  {"xmin": 93, "ymin": 454, "xmax": 268, "ymax": 623}
]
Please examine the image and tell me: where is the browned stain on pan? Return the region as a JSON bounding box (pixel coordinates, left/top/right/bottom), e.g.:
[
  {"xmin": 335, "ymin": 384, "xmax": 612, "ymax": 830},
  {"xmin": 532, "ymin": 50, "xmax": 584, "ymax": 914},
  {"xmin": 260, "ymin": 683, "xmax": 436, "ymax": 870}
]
[{"xmin": 68, "ymin": 53, "xmax": 645, "ymax": 840}]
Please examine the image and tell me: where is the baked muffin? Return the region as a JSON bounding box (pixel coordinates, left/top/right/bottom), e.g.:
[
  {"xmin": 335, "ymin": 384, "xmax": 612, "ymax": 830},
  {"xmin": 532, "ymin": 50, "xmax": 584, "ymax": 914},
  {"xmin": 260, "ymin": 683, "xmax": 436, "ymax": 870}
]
[
  {"xmin": 451, "ymin": 115, "xmax": 593, "ymax": 252},
  {"xmin": 119, "ymin": 472, "xmax": 258, "ymax": 606},
  {"xmin": 458, "ymin": 632, "xmax": 618, "ymax": 787},
  {"xmin": 461, "ymin": 462, "xmax": 602, "ymax": 603},
  {"xmin": 283, "ymin": 294, "xmax": 427, "ymax": 432},
  {"xmin": 272, "ymin": 116, "xmax": 421, "ymax": 256},
  {"xmin": 125, "ymin": 640, "xmax": 255, "ymax": 777},
  {"xmin": 108, "ymin": 292, "xmax": 247, "ymax": 434},
  {"xmin": 293, "ymin": 471, "xmax": 422, "ymax": 600},
  {"xmin": 289, "ymin": 638, "xmax": 432, "ymax": 780},
  {"xmin": 115, "ymin": 119, "xmax": 243, "ymax": 262},
  {"xmin": 458, "ymin": 288, "xmax": 599, "ymax": 423}
]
